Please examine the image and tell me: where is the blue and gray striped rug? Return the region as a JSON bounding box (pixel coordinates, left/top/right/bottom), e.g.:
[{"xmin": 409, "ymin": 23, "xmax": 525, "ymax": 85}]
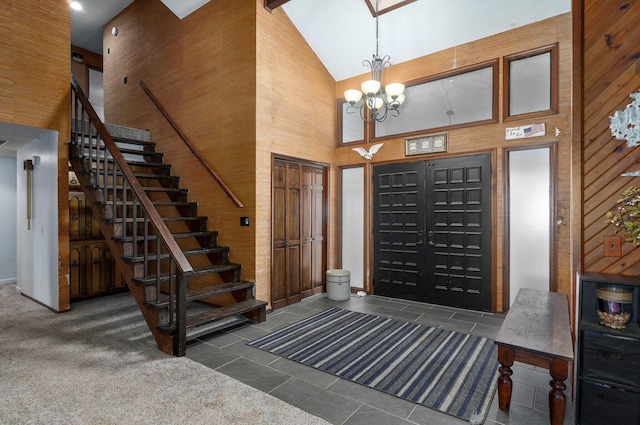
[{"xmin": 248, "ymin": 307, "xmax": 498, "ymax": 422}]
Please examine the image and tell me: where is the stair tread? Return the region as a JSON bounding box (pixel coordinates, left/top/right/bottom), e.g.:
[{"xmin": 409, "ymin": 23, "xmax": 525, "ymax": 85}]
[
  {"xmin": 133, "ymin": 173, "xmax": 177, "ymax": 180},
  {"xmin": 112, "ymin": 136, "xmax": 156, "ymax": 147},
  {"xmin": 155, "ymin": 299, "xmax": 267, "ymax": 338},
  {"xmin": 122, "ymin": 246, "xmax": 229, "ymax": 263},
  {"xmin": 96, "ymin": 200, "xmax": 196, "ymax": 207},
  {"xmin": 185, "ymin": 316, "xmax": 248, "ymax": 341},
  {"xmin": 114, "ymin": 230, "xmax": 217, "ymax": 242},
  {"xmin": 70, "ymin": 133, "xmax": 155, "ymax": 148},
  {"xmin": 81, "ymin": 145, "xmax": 163, "ymax": 158},
  {"xmin": 124, "ymin": 159, "xmax": 168, "ymax": 167},
  {"xmin": 185, "ymin": 299, "xmax": 267, "ymax": 329},
  {"xmin": 90, "ymin": 185, "xmax": 186, "ymax": 193},
  {"xmin": 132, "ymin": 263, "xmax": 241, "ymax": 285},
  {"xmin": 109, "ymin": 216, "xmax": 207, "ymax": 223},
  {"xmin": 146, "ymin": 281, "xmax": 255, "ymax": 308}
]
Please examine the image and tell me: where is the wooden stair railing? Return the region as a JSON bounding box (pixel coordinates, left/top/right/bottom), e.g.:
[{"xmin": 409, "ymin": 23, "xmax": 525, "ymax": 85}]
[
  {"xmin": 139, "ymin": 80, "xmax": 244, "ymax": 208},
  {"xmin": 70, "ymin": 76, "xmax": 192, "ymax": 356}
]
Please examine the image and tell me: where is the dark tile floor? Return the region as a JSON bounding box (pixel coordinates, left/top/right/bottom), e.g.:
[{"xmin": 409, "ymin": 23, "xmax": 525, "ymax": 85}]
[{"xmin": 187, "ymin": 294, "xmax": 575, "ymax": 425}]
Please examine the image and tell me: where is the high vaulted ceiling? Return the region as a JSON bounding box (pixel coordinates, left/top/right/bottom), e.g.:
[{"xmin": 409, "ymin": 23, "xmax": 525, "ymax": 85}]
[{"xmin": 71, "ymin": 0, "xmax": 571, "ymax": 81}]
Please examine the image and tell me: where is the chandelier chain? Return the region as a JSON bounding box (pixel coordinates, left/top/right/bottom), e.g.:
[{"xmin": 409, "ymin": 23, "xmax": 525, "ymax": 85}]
[{"xmin": 343, "ymin": 0, "xmax": 406, "ymax": 123}]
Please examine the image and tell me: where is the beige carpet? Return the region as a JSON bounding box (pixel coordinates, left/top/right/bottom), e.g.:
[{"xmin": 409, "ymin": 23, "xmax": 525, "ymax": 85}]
[{"xmin": 0, "ymin": 284, "xmax": 329, "ymax": 425}]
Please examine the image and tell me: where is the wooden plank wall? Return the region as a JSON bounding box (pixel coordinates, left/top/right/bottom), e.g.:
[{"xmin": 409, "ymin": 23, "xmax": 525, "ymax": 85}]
[
  {"xmin": 255, "ymin": 4, "xmax": 337, "ymax": 304},
  {"xmin": 580, "ymin": 1, "xmax": 640, "ymax": 275},
  {"xmin": 336, "ymin": 14, "xmax": 573, "ymax": 312},
  {"xmin": 0, "ymin": 0, "xmax": 71, "ymax": 311},
  {"xmin": 104, "ymin": 0, "xmax": 337, "ymax": 305}
]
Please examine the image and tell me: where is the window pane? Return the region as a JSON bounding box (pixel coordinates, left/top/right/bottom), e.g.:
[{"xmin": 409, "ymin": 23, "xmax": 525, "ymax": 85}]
[
  {"xmin": 342, "ymin": 102, "xmax": 364, "ymax": 143},
  {"xmin": 341, "ymin": 167, "xmax": 364, "ymax": 288},
  {"xmin": 509, "ymin": 52, "xmax": 551, "ymax": 115},
  {"xmin": 508, "ymin": 147, "xmax": 550, "ymax": 306},
  {"xmin": 375, "ymin": 66, "xmax": 494, "ymax": 138}
]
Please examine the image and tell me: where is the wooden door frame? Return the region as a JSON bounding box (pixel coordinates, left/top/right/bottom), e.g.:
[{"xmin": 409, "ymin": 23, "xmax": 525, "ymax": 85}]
[{"xmin": 271, "ymin": 154, "xmax": 329, "ymax": 308}]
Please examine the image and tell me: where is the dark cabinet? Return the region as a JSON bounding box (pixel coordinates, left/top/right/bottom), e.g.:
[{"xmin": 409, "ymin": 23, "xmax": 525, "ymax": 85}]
[
  {"xmin": 576, "ymin": 272, "xmax": 640, "ymax": 425},
  {"xmin": 69, "ymin": 174, "xmax": 125, "ymax": 300}
]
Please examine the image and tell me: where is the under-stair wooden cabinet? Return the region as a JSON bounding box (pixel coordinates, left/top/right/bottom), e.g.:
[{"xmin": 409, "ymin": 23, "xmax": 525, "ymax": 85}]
[
  {"xmin": 69, "ymin": 172, "xmax": 124, "ymax": 300},
  {"xmin": 272, "ymin": 159, "xmax": 327, "ymax": 309}
]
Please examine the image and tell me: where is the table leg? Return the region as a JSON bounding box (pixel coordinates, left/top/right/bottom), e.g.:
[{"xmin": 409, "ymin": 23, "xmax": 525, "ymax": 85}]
[
  {"xmin": 497, "ymin": 345, "xmax": 515, "ymax": 411},
  {"xmin": 548, "ymin": 358, "xmax": 568, "ymax": 425}
]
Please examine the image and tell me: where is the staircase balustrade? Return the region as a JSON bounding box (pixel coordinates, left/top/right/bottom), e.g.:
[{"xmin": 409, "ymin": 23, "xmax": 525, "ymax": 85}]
[{"xmin": 70, "ymin": 76, "xmax": 191, "ymax": 355}]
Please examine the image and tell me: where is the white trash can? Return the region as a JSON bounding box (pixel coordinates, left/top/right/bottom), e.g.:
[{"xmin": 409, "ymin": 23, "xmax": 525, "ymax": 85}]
[{"xmin": 326, "ymin": 269, "xmax": 351, "ymax": 301}]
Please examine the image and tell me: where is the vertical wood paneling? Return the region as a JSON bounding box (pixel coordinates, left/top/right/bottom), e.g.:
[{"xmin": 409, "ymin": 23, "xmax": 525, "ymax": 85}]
[
  {"xmin": 104, "ymin": 0, "xmax": 337, "ymax": 306},
  {"xmin": 581, "ymin": 1, "xmax": 640, "ymax": 275},
  {"xmin": 0, "ymin": 0, "xmax": 71, "ymax": 311},
  {"xmin": 256, "ymin": 3, "xmax": 337, "ymax": 305}
]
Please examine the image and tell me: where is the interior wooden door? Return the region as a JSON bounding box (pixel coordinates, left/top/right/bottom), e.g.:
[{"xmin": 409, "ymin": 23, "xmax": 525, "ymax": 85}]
[
  {"xmin": 272, "ymin": 161, "xmax": 302, "ymax": 309},
  {"xmin": 373, "ymin": 154, "xmax": 492, "ymax": 311},
  {"xmin": 301, "ymin": 165, "xmax": 325, "ymax": 298},
  {"xmin": 272, "ymin": 159, "xmax": 326, "ymax": 309}
]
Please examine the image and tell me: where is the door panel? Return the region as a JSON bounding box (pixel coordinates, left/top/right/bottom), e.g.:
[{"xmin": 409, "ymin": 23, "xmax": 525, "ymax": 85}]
[
  {"xmin": 373, "ymin": 154, "xmax": 491, "ymax": 310},
  {"xmin": 426, "ymin": 155, "xmax": 491, "ymax": 311},
  {"xmin": 307, "ymin": 167, "xmax": 325, "ymax": 294},
  {"xmin": 373, "ymin": 162, "xmax": 427, "ymax": 301}
]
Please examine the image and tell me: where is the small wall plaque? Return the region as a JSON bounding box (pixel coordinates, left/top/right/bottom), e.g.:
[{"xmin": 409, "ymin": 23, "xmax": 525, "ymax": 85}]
[
  {"xmin": 405, "ymin": 132, "xmax": 448, "ymax": 156},
  {"xmin": 505, "ymin": 123, "xmax": 546, "ymax": 140}
]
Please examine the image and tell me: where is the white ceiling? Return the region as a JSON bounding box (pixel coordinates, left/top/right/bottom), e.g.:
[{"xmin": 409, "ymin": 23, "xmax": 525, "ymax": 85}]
[
  {"xmin": 283, "ymin": 0, "xmax": 570, "ymax": 81},
  {"xmin": 70, "ymin": 0, "xmax": 570, "ymax": 81}
]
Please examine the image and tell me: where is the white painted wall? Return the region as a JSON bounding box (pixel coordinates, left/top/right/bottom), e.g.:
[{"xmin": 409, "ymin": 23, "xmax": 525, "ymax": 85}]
[
  {"xmin": 16, "ymin": 132, "xmax": 59, "ymax": 310},
  {"xmin": 0, "ymin": 158, "xmax": 17, "ymax": 284}
]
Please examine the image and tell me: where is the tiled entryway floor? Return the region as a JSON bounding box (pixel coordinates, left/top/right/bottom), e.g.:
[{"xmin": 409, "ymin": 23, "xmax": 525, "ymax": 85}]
[{"xmin": 186, "ymin": 294, "xmax": 575, "ymax": 425}]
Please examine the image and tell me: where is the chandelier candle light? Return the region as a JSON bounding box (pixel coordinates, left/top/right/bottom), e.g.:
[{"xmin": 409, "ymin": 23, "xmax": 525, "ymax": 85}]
[{"xmin": 344, "ymin": 0, "xmax": 405, "ymax": 122}]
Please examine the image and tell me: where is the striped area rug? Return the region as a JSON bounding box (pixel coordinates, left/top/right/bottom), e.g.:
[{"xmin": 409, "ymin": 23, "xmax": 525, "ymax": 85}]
[{"xmin": 248, "ymin": 307, "xmax": 498, "ymax": 422}]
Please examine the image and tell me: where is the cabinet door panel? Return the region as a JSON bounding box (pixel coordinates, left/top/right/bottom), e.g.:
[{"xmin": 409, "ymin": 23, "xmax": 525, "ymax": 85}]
[{"xmin": 581, "ymin": 330, "xmax": 640, "ymax": 388}]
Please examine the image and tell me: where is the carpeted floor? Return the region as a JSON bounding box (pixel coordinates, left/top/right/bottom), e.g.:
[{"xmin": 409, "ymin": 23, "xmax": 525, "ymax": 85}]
[{"xmin": 0, "ymin": 284, "xmax": 329, "ymax": 425}]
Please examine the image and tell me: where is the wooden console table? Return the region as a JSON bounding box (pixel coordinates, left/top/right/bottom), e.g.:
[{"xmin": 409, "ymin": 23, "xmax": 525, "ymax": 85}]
[{"xmin": 494, "ymin": 288, "xmax": 574, "ymax": 425}]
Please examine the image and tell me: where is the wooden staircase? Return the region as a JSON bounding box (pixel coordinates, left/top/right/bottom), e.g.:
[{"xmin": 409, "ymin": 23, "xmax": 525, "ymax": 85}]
[{"xmin": 69, "ymin": 78, "xmax": 266, "ymax": 356}]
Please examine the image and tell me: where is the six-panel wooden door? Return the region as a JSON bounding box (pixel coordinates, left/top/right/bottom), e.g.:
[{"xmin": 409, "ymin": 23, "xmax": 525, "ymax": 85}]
[{"xmin": 272, "ymin": 159, "xmax": 326, "ymax": 309}]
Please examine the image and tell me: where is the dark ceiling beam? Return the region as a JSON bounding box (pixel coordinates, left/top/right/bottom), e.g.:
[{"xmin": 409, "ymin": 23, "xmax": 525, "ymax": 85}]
[{"xmin": 264, "ymin": 0, "xmax": 291, "ymax": 12}]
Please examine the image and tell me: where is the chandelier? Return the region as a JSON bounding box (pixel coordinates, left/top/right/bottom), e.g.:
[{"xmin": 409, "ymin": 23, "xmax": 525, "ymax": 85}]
[{"xmin": 344, "ymin": 0, "xmax": 406, "ymax": 122}]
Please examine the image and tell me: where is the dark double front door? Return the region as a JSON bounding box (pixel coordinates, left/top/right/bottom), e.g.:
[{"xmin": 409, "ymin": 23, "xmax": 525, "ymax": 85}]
[{"xmin": 373, "ymin": 154, "xmax": 492, "ymax": 311}]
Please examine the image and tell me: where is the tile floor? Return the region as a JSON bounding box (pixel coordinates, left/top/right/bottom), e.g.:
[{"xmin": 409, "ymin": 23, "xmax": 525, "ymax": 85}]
[{"xmin": 187, "ymin": 294, "xmax": 576, "ymax": 425}]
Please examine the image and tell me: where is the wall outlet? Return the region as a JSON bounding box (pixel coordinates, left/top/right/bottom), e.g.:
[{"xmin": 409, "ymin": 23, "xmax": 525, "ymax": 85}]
[{"xmin": 603, "ymin": 235, "xmax": 622, "ymax": 257}]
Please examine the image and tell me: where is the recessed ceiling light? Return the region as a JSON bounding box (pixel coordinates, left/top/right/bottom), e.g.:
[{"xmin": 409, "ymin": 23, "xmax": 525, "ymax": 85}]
[{"xmin": 70, "ymin": 1, "xmax": 82, "ymax": 11}]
